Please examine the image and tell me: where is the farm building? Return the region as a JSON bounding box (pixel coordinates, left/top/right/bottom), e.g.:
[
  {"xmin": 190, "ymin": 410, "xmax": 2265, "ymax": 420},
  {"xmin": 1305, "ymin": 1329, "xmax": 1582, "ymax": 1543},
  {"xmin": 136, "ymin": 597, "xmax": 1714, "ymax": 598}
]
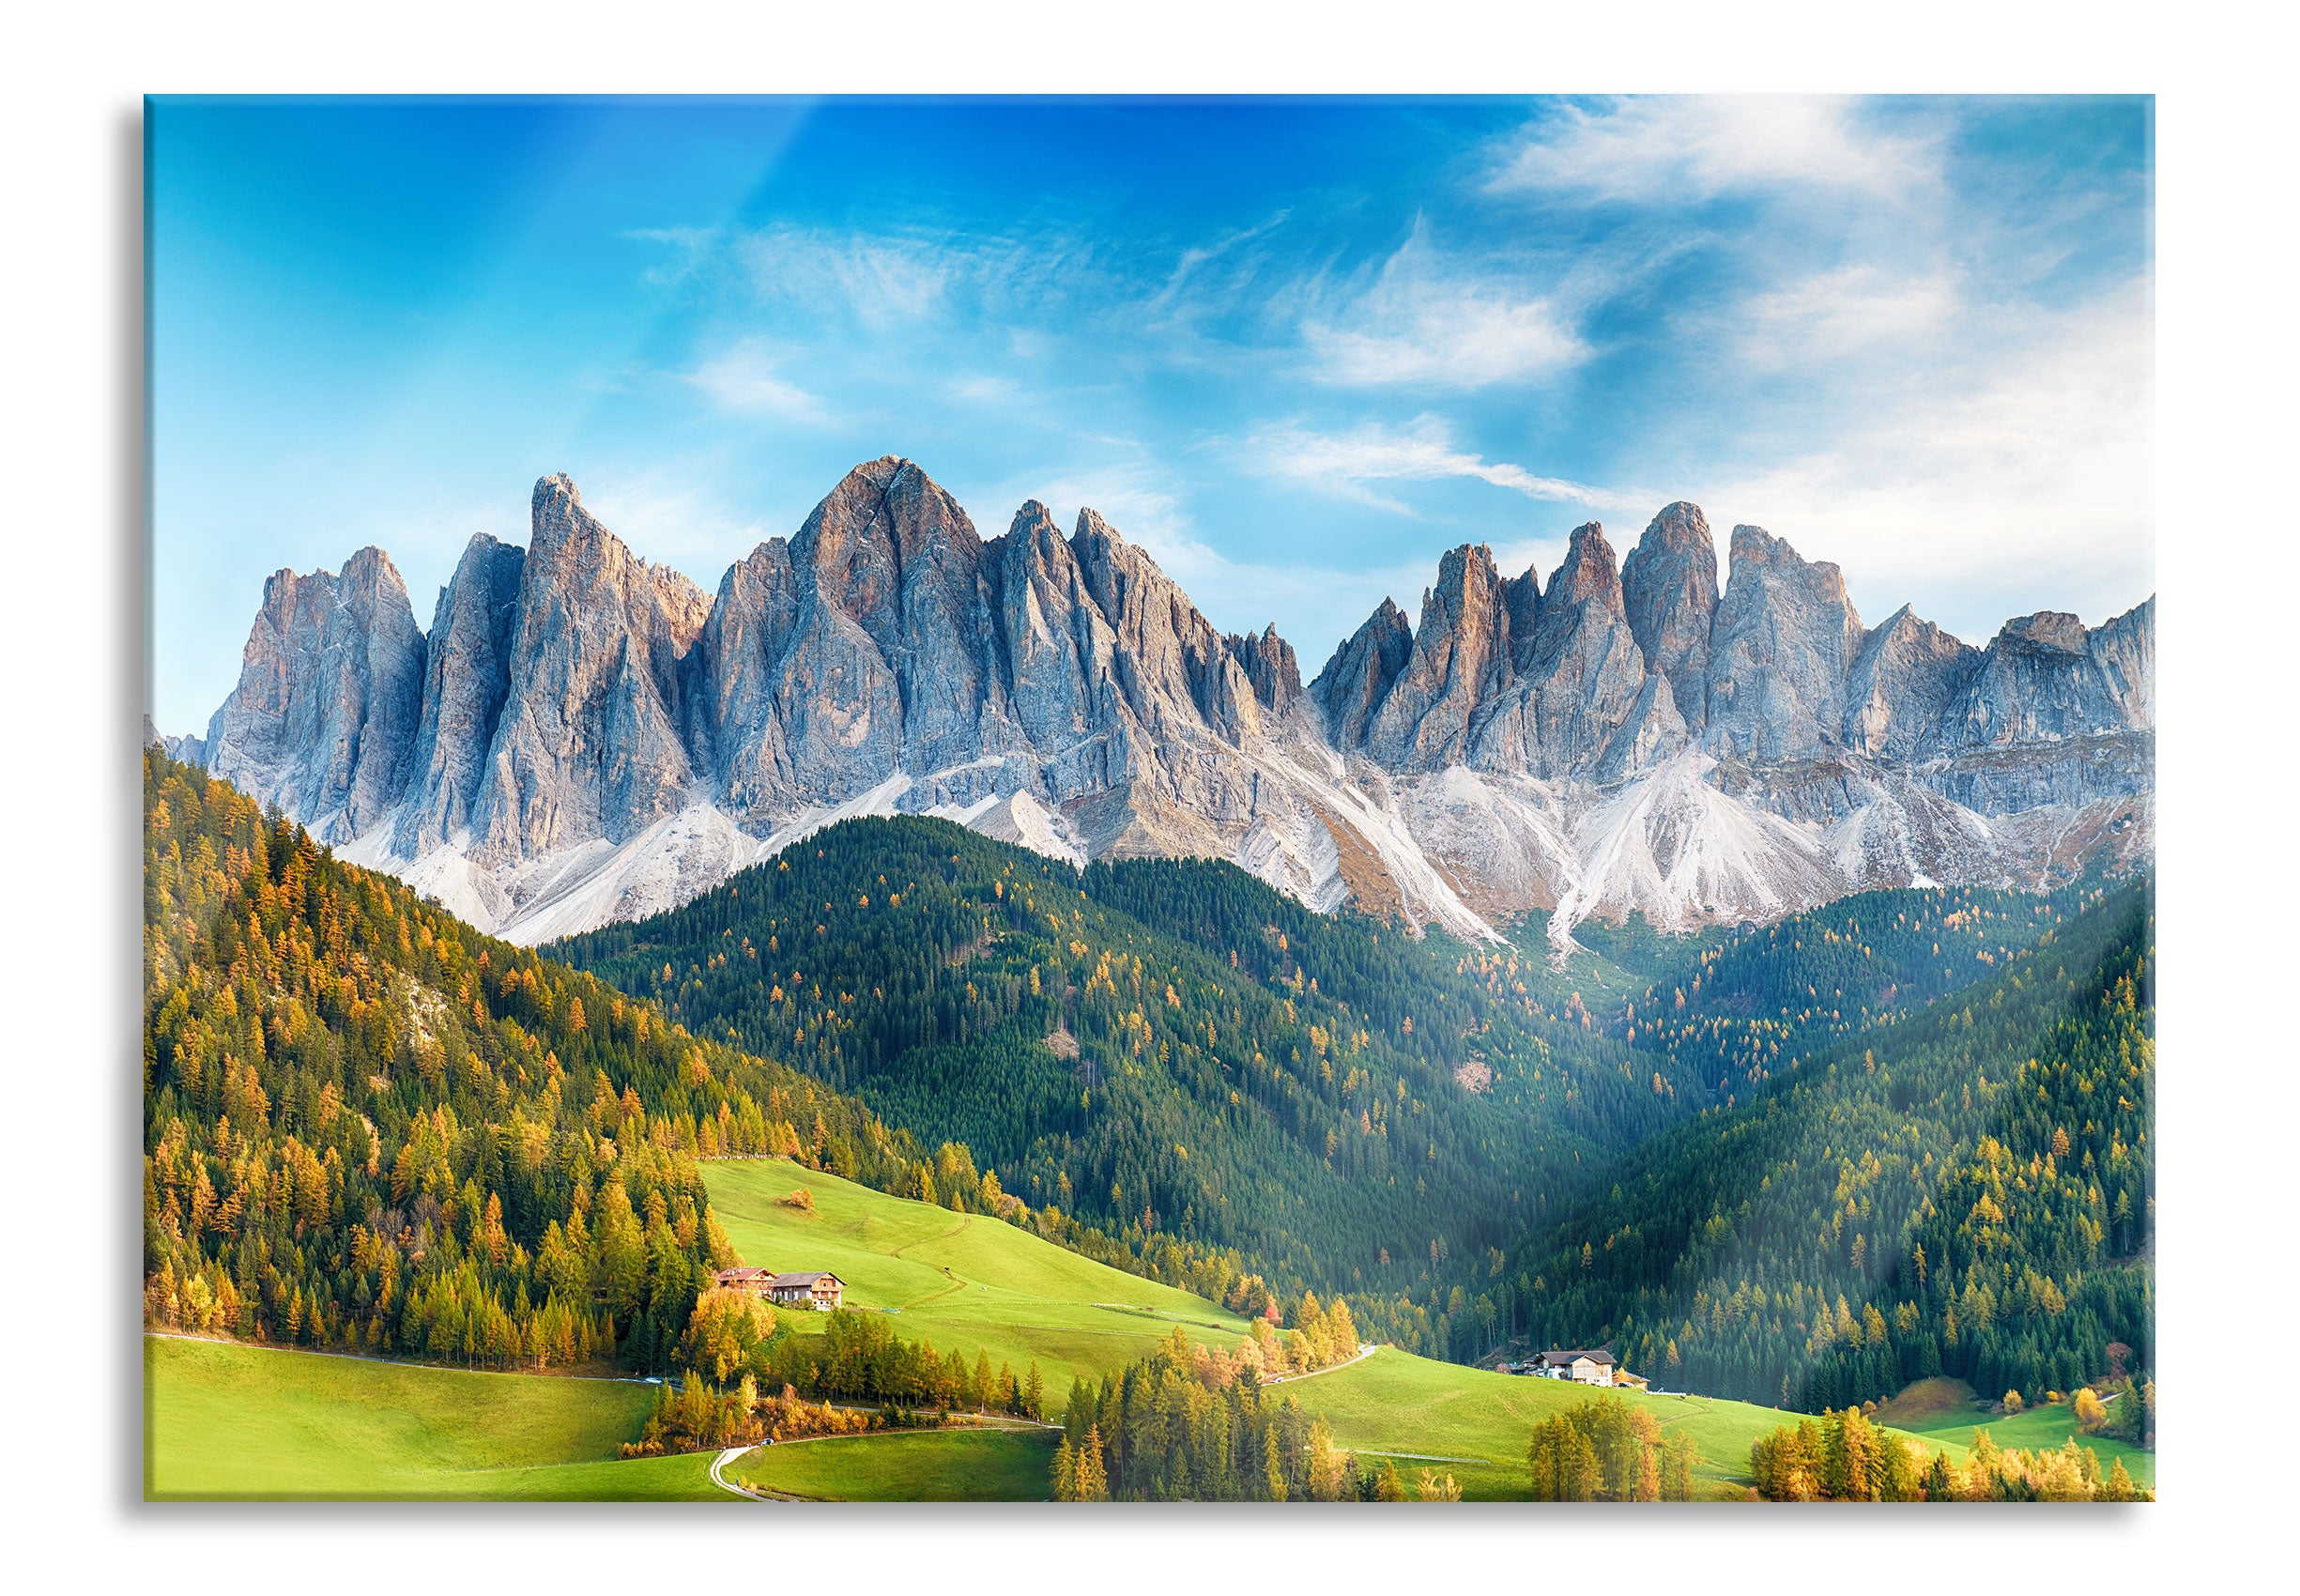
[
  {"xmin": 713, "ymin": 1266, "xmax": 775, "ymax": 1296},
  {"xmin": 1533, "ymin": 1349, "xmax": 1617, "ymax": 1386},
  {"xmin": 766, "ymin": 1270, "xmax": 845, "ymax": 1310}
]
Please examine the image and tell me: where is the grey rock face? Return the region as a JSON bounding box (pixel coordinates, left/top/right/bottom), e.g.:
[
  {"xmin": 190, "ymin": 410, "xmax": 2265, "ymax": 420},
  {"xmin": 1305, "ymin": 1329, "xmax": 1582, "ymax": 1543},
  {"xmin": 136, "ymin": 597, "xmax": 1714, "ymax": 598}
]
[
  {"xmin": 1363, "ymin": 544, "xmax": 1519, "ymax": 770},
  {"xmin": 700, "ymin": 536, "xmax": 801, "ymax": 820},
  {"xmin": 394, "ymin": 534, "xmax": 526, "ymax": 854},
  {"xmin": 1619, "ymin": 500, "xmax": 1719, "ymax": 732},
  {"xmin": 1309, "ymin": 597, "xmax": 1412, "ymax": 750},
  {"xmin": 203, "ymin": 546, "xmax": 425, "ymax": 842},
  {"xmin": 1841, "ymin": 605, "xmax": 1977, "ymax": 760},
  {"xmin": 1227, "ymin": 623, "xmax": 1302, "ymax": 714},
  {"xmin": 1493, "ymin": 522, "xmax": 1656, "ymax": 778},
  {"xmin": 468, "ymin": 475, "xmax": 706, "ymax": 862},
  {"xmin": 1704, "ymin": 524, "xmax": 1865, "ymax": 761},
  {"xmin": 1937, "ymin": 602, "xmax": 2154, "ymax": 751}
]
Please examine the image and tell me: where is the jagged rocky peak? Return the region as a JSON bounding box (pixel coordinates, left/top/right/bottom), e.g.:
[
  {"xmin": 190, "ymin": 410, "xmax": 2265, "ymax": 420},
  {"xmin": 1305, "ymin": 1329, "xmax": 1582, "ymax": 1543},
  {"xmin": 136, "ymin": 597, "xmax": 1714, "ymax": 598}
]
[
  {"xmin": 1311, "ymin": 596, "xmax": 1414, "ymax": 751},
  {"xmin": 203, "ymin": 545, "xmax": 426, "ymax": 844},
  {"xmin": 395, "ymin": 532, "xmax": 528, "ymax": 856},
  {"xmin": 1940, "ymin": 599, "xmax": 2155, "ymax": 750},
  {"xmin": 1841, "ymin": 604, "xmax": 1976, "ymax": 760},
  {"xmin": 1507, "ymin": 521, "xmax": 1659, "ymax": 778},
  {"xmin": 1704, "ymin": 523, "xmax": 1865, "ymax": 762},
  {"xmin": 1363, "ymin": 542, "xmax": 1518, "ymax": 770},
  {"xmin": 467, "ymin": 476, "xmax": 708, "ymax": 862},
  {"xmin": 1619, "ymin": 500, "xmax": 1719, "ymax": 732},
  {"xmin": 1226, "ymin": 622, "xmax": 1303, "ymax": 714},
  {"xmin": 1069, "ymin": 504, "xmax": 1246, "ymax": 741}
]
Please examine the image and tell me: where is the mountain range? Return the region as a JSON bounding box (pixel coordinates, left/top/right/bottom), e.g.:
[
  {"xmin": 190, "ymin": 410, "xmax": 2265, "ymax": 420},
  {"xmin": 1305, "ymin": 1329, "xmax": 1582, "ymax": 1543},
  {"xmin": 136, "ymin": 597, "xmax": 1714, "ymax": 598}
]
[{"xmin": 168, "ymin": 456, "xmax": 2154, "ymax": 948}]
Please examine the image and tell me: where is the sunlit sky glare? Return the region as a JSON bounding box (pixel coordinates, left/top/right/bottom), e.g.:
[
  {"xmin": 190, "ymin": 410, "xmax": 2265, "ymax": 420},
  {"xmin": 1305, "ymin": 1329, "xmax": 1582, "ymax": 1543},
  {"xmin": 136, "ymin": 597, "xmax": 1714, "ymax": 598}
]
[{"xmin": 150, "ymin": 95, "xmax": 2153, "ymax": 735}]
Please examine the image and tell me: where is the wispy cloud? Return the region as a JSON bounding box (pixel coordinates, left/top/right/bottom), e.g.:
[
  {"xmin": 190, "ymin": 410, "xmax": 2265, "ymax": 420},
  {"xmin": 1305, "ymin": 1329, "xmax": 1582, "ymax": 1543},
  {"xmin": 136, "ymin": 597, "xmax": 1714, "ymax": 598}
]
[
  {"xmin": 1237, "ymin": 414, "xmax": 1636, "ymax": 516},
  {"xmin": 1698, "ymin": 277, "xmax": 2154, "ymax": 637},
  {"xmin": 1489, "ymin": 96, "xmax": 1943, "ymax": 205},
  {"xmin": 1298, "ymin": 222, "xmax": 1585, "ymax": 390},
  {"xmin": 681, "ymin": 339, "xmax": 833, "ymax": 422},
  {"xmin": 1738, "ymin": 264, "xmax": 1962, "ymax": 370}
]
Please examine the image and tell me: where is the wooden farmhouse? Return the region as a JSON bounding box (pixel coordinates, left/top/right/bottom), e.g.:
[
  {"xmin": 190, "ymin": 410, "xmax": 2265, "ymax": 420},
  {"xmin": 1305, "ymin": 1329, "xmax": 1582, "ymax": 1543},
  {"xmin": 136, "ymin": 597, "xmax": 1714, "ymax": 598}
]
[
  {"xmin": 712, "ymin": 1266, "xmax": 844, "ymax": 1310},
  {"xmin": 1533, "ymin": 1348, "xmax": 1618, "ymax": 1386},
  {"xmin": 767, "ymin": 1270, "xmax": 845, "ymax": 1310}
]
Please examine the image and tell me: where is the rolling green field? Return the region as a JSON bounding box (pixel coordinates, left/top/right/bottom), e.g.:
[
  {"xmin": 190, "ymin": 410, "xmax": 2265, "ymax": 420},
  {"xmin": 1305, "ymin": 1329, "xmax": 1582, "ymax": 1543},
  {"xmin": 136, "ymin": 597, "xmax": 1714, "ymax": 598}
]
[
  {"xmin": 734, "ymin": 1427, "xmax": 1059, "ymax": 1501},
  {"xmin": 700, "ymin": 1158, "xmax": 1253, "ymax": 1389},
  {"xmin": 1877, "ymin": 1378, "xmax": 2155, "ymax": 1489},
  {"xmin": 146, "ymin": 1335, "xmax": 728, "ymax": 1501},
  {"xmin": 1278, "ymin": 1345, "xmax": 1956, "ymax": 1501}
]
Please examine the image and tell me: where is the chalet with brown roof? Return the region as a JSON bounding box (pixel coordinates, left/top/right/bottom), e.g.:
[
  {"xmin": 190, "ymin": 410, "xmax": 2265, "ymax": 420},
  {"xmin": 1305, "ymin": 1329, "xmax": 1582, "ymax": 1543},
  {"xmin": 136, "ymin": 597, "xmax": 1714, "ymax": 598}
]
[
  {"xmin": 713, "ymin": 1266, "xmax": 775, "ymax": 1296},
  {"xmin": 1535, "ymin": 1348, "xmax": 1617, "ymax": 1386},
  {"xmin": 767, "ymin": 1270, "xmax": 844, "ymax": 1311}
]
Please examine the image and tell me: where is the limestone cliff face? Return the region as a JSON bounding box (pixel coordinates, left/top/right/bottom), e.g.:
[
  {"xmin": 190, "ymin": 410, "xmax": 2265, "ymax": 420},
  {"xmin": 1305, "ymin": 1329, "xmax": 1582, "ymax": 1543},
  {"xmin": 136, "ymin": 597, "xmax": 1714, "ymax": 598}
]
[
  {"xmin": 395, "ymin": 534, "xmax": 525, "ymax": 855},
  {"xmin": 203, "ymin": 545, "xmax": 425, "ymax": 843},
  {"xmin": 1841, "ymin": 605, "xmax": 1977, "ymax": 761},
  {"xmin": 1308, "ymin": 598, "xmax": 1412, "ymax": 751},
  {"xmin": 1704, "ymin": 524, "xmax": 1867, "ymax": 762},
  {"xmin": 1937, "ymin": 602, "xmax": 2155, "ymax": 752},
  {"xmin": 468, "ymin": 474, "xmax": 708, "ymax": 863},
  {"xmin": 1495, "ymin": 521, "xmax": 1656, "ymax": 778},
  {"xmin": 1619, "ymin": 501, "xmax": 1718, "ymax": 734},
  {"xmin": 1361, "ymin": 544, "xmax": 1521, "ymax": 770}
]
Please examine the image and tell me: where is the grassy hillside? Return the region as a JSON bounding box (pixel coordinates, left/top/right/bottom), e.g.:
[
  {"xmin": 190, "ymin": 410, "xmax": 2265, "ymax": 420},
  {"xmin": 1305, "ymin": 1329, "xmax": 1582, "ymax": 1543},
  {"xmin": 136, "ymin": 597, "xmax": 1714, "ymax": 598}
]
[
  {"xmin": 1876, "ymin": 1377, "xmax": 2154, "ymax": 1489},
  {"xmin": 732, "ymin": 1428, "xmax": 1058, "ymax": 1501},
  {"xmin": 702, "ymin": 1157, "xmax": 1250, "ymax": 1389},
  {"xmin": 1278, "ymin": 1345, "xmax": 1959, "ymax": 1502},
  {"xmin": 145, "ymin": 1335, "xmax": 726, "ymax": 1500}
]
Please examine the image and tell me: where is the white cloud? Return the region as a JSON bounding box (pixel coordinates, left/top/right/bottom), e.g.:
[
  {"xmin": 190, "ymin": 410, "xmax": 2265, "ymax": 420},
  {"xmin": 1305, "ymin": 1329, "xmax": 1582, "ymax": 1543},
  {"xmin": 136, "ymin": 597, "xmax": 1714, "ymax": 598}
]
[
  {"xmin": 1738, "ymin": 265, "xmax": 1961, "ymax": 369},
  {"xmin": 1490, "ymin": 96, "xmax": 1942, "ymax": 205},
  {"xmin": 576, "ymin": 469, "xmax": 776, "ymax": 582},
  {"xmin": 682, "ymin": 339, "xmax": 832, "ymax": 422},
  {"xmin": 1696, "ymin": 278, "xmax": 2154, "ymax": 639},
  {"xmin": 1299, "ymin": 223, "xmax": 1585, "ymax": 390},
  {"xmin": 1238, "ymin": 415, "xmax": 1639, "ymax": 516}
]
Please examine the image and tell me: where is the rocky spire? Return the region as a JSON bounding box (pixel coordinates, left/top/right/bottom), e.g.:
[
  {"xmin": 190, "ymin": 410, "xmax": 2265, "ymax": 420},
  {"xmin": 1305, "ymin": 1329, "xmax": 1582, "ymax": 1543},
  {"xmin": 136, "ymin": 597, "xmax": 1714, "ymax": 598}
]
[
  {"xmin": 203, "ymin": 545, "xmax": 426, "ymax": 843},
  {"xmin": 1362, "ymin": 543, "xmax": 1518, "ymax": 769},
  {"xmin": 1619, "ymin": 500, "xmax": 1719, "ymax": 732},
  {"xmin": 1841, "ymin": 604, "xmax": 1975, "ymax": 760},
  {"xmin": 394, "ymin": 533, "xmax": 526, "ymax": 855},
  {"xmin": 467, "ymin": 475, "xmax": 709, "ymax": 862},
  {"xmin": 1311, "ymin": 597, "xmax": 1414, "ymax": 752},
  {"xmin": 1704, "ymin": 524, "xmax": 1865, "ymax": 761},
  {"xmin": 1498, "ymin": 522, "xmax": 1659, "ymax": 777}
]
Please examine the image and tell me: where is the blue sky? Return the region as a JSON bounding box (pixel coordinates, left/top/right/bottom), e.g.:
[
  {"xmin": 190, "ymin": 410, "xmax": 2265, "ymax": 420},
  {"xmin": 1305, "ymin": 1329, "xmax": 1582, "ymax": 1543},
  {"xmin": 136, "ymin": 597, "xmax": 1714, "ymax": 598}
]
[{"xmin": 150, "ymin": 95, "xmax": 2153, "ymax": 735}]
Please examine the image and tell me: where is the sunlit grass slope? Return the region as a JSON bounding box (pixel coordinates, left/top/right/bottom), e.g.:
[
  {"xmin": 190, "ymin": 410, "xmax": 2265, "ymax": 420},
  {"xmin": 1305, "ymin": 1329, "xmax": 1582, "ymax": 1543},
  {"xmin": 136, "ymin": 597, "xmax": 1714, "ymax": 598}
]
[
  {"xmin": 145, "ymin": 1335, "xmax": 725, "ymax": 1501},
  {"xmin": 700, "ymin": 1157, "xmax": 1250, "ymax": 1389},
  {"xmin": 733, "ymin": 1428, "xmax": 1058, "ymax": 1501},
  {"xmin": 1280, "ymin": 1345, "xmax": 1958, "ymax": 1502},
  {"xmin": 1877, "ymin": 1377, "xmax": 2154, "ymax": 1489}
]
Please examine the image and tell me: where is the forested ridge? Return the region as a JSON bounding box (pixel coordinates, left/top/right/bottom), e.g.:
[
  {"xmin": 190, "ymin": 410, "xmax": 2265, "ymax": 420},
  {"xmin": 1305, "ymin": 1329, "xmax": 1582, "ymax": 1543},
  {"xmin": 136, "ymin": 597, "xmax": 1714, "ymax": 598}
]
[
  {"xmin": 555, "ymin": 817, "xmax": 1727, "ymax": 1338},
  {"xmin": 143, "ymin": 751, "xmax": 1192, "ymax": 1371},
  {"xmin": 1504, "ymin": 876, "xmax": 2154, "ymax": 1414}
]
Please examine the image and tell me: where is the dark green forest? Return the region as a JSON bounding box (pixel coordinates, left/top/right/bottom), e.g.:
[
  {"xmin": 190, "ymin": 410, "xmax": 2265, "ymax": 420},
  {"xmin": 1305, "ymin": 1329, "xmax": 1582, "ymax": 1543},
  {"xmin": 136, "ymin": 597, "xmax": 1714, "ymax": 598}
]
[
  {"xmin": 1503, "ymin": 877, "xmax": 2154, "ymax": 1413},
  {"xmin": 554, "ymin": 818, "xmax": 1722, "ymax": 1331}
]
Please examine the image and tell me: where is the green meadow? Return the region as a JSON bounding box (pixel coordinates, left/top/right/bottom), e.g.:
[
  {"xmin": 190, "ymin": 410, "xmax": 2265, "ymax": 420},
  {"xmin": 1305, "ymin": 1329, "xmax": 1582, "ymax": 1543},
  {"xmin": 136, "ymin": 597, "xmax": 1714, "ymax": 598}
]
[
  {"xmin": 733, "ymin": 1427, "xmax": 1059, "ymax": 1501},
  {"xmin": 699, "ymin": 1157, "xmax": 1253, "ymax": 1390},
  {"xmin": 1278, "ymin": 1345, "xmax": 1955, "ymax": 1501},
  {"xmin": 1876, "ymin": 1377, "xmax": 2154, "ymax": 1489},
  {"xmin": 145, "ymin": 1334, "xmax": 727, "ymax": 1501}
]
